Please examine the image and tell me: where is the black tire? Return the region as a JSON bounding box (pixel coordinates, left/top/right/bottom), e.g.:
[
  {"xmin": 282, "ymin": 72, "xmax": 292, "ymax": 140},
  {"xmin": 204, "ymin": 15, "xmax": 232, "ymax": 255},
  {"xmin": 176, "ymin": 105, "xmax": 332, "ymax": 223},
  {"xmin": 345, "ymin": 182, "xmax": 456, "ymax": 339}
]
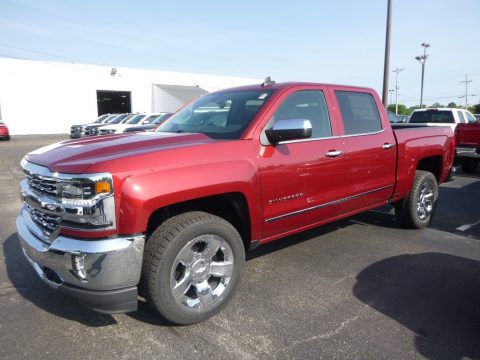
[
  {"xmin": 141, "ymin": 211, "xmax": 245, "ymax": 325},
  {"xmin": 394, "ymin": 170, "xmax": 438, "ymax": 229},
  {"xmin": 460, "ymin": 157, "xmax": 477, "ymax": 173}
]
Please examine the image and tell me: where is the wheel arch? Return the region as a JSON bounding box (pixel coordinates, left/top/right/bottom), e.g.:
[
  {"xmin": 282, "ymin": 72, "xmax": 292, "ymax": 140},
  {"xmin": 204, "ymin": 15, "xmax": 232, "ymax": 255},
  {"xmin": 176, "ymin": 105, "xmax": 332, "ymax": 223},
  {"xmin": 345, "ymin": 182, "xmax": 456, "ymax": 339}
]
[
  {"xmin": 146, "ymin": 192, "xmax": 253, "ymax": 251},
  {"xmin": 416, "ymin": 155, "xmax": 442, "ymax": 181}
]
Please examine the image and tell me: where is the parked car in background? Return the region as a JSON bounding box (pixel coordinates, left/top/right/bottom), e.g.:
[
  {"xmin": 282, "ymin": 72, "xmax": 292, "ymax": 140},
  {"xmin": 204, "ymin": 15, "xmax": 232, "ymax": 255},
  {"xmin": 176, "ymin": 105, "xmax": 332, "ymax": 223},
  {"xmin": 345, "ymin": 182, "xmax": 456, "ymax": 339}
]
[
  {"xmin": 455, "ymin": 121, "xmax": 480, "ymax": 172},
  {"xmin": 123, "ymin": 113, "xmax": 173, "ymax": 133},
  {"xmin": 0, "ymin": 120, "xmax": 10, "ymax": 140},
  {"xmin": 70, "ymin": 114, "xmax": 111, "ymax": 138},
  {"xmin": 387, "ymin": 111, "xmax": 405, "ymax": 123},
  {"xmin": 84, "ymin": 113, "xmax": 130, "ymax": 136},
  {"xmin": 408, "ymin": 108, "xmax": 477, "ymax": 130},
  {"xmin": 474, "ymin": 114, "xmax": 480, "ymax": 122},
  {"xmin": 99, "ymin": 113, "xmax": 163, "ymax": 135}
]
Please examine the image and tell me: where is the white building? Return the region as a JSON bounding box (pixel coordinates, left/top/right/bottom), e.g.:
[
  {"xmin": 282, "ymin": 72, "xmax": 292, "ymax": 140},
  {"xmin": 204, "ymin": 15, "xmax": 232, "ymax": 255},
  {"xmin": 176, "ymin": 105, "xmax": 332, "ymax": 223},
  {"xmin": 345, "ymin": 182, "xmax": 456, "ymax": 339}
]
[{"xmin": 0, "ymin": 58, "xmax": 258, "ymax": 135}]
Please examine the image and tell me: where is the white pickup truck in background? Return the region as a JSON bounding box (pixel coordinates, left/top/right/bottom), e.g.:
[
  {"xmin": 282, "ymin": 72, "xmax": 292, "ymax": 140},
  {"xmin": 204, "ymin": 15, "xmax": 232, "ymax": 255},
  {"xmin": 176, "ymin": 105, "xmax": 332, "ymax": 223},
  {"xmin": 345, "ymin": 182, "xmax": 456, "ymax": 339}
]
[{"xmin": 408, "ymin": 108, "xmax": 477, "ymax": 131}]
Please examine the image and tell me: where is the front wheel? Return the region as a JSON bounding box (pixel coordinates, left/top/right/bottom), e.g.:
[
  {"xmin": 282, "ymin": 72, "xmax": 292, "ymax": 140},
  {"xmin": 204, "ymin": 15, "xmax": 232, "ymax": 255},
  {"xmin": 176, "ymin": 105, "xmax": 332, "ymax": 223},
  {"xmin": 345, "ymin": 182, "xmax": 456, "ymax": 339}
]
[
  {"xmin": 395, "ymin": 170, "xmax": 438, "ymax": 229},
  {"xmin": 141, "ymin": 211, "xmax": 245, "ymax": 325}
]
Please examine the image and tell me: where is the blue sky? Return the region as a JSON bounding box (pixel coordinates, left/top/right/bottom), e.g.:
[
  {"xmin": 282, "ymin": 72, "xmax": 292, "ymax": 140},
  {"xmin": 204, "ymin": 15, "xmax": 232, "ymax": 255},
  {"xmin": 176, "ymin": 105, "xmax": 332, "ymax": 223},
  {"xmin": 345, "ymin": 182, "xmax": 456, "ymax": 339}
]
[{"xmin": 1, "ymin": 0, "xmax": 479, "ymax": 107}]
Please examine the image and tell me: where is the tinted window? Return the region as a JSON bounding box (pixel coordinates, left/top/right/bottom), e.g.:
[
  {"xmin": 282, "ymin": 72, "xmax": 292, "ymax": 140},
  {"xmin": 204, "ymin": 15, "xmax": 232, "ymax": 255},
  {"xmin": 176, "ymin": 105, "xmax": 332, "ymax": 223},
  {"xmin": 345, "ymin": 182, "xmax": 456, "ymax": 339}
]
[
  {"xmin": 335, "ymin": 91, "xmax": 382, "ymax": 135},
  {"xmin": 126, "ymin": 114, "xmax": 146, "ymax": 124},
  {"xmin": 270, "ymin": 90, "xmax": 332, "ymax": 138},
  {"xmin": 457, "ymin": 111, "xmax": 466, "ymax": 123},
  {"xmin": 466, "ymin": 112, "xmax": 477, "ymax": 123},
  {"xmin": 409, "ymin": 110, "xmax": 455, "ymax": 124}
]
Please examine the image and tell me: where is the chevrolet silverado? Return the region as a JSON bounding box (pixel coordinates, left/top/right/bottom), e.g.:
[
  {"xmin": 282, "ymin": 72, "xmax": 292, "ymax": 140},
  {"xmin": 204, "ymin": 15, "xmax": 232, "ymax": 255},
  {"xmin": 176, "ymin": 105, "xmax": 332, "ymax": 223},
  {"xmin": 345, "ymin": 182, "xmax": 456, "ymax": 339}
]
[{"xmin": 17, "ymin": 81, "xmax": 455, "ymax": 324}]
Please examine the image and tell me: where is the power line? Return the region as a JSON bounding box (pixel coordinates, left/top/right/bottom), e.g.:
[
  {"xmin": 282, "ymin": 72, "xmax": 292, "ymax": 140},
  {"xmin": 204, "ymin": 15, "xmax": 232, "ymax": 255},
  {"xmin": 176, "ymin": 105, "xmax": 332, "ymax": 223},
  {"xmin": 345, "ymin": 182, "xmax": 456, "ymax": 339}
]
[{"xmin": 0, "ymin": 42, "xmax": 100, "ymax": 64}]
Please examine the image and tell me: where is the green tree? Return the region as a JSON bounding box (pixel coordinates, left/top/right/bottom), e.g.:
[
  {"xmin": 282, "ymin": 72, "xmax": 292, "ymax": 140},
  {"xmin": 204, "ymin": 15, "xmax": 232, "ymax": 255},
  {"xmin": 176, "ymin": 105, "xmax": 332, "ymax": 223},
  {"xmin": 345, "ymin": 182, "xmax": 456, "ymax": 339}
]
[
  {"xmin": 387, "ymin": 104, "xmax": 410, "ymax": 115},
  {"xmin": 469, "ymin": 104, "xmax": 480, "ymax": 114},
  {"xmin": 447, "ymin": 102, "xmax": 457, "ymax": 108}
]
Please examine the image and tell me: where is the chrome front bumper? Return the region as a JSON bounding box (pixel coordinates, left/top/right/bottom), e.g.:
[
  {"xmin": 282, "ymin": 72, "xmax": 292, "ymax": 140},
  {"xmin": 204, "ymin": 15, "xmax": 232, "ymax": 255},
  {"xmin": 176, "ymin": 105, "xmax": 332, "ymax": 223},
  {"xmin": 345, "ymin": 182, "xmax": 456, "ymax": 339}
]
[
  {"xmin": 17, "ymin": 210, "xmax": 145, "ymax": 313},
  {"xmin": 456, "ymin": 146, "xmax": 480, "ymax": 158}
]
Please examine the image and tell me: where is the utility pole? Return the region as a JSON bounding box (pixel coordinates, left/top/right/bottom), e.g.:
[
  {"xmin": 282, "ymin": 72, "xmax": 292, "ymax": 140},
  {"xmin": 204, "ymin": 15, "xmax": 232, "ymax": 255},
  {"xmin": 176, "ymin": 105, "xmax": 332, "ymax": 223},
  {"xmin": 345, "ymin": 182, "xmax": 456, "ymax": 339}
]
[
  {"xmin": 460, "ymin": 74, "xmax": 472, "ymax": 109},
  {"xmin": 382, "ymin": 0, "xmax": 392, "ymax": 107},
  {"xmin": 415, "ymin": 43, "xmax": 430, "ymax": 108},
  {"xmin": 389, "ymin": 89, "xmax": 394, "ymax": 104},
  {"xmin": 392, "ymin": 67, "xmax": 404, "ymax": 115}
]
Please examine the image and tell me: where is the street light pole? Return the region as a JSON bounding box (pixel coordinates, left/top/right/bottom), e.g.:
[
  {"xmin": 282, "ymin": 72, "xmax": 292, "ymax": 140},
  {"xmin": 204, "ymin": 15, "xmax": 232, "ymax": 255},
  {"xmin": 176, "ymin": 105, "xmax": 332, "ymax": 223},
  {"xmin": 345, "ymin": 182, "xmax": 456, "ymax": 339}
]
[
  {"xmin": 392, "ymin": 67, "xmax": 404, "ymax": 114},
  {"xmin": 382, "ymin": 0, "xmax": 392, "ymax": 107},
  {"xmin": 415, "ymin": 43, "xmax": 430, "ymax": 108}
]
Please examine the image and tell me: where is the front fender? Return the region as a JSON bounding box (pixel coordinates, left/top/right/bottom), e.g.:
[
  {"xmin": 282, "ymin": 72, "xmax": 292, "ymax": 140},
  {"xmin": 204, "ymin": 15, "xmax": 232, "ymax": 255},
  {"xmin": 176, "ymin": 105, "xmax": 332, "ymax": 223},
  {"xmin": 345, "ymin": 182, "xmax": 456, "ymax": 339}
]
[{"xmin": 117, "ymin": 160, "xmax": 262, "ymax": 239}]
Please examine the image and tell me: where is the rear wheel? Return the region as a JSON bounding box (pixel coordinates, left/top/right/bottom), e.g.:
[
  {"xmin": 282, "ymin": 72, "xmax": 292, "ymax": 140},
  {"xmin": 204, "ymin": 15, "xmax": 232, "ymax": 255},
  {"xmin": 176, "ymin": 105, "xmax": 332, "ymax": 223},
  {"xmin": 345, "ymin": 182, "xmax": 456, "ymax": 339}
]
[
  {"xmin": 395, "ymin": 170, "xmax": 438, "ymax": 229},
  {"xmin": 141, "ymin": 211, "xmax": 245, "ymax": 325},
  {"xmin": 460, "ymin": 157, "xmax": 477, "ymax": 173}
]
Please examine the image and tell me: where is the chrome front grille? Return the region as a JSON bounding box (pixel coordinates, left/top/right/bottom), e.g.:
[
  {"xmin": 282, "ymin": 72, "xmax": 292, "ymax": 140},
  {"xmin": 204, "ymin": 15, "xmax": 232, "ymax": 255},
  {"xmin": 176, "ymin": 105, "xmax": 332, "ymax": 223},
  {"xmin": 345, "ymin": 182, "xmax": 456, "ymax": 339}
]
[
  {"xmin": 85, "ymin": 127, "xmax": 99, "ymax": 136},
  {"xmin": 20, "ymin": 160, "xmax": 116, "ymax": 244},
  {"xmin": 26, "ymin": 172, "xmax": 58, "ymax": 197},
  {"xmin": 25, "ymin": 203, "xmax": 61, "ymax": 238}
]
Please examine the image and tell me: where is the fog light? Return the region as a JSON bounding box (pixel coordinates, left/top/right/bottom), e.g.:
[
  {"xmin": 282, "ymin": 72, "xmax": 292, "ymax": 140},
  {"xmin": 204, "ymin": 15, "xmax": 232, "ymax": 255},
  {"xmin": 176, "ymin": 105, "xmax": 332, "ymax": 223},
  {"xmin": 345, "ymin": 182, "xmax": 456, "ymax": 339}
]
[{"xmin": 71, "ymin": 254, "xmax": 87, "ymax": 282}]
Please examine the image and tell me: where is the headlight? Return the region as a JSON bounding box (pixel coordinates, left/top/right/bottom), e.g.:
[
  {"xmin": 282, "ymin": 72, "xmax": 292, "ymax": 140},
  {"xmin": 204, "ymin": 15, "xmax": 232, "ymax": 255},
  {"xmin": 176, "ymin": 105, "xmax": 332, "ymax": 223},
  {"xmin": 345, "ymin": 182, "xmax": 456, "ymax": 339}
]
[{"xmin": 20, "ymin": 159, "xmax": 116, "ymax": 233}]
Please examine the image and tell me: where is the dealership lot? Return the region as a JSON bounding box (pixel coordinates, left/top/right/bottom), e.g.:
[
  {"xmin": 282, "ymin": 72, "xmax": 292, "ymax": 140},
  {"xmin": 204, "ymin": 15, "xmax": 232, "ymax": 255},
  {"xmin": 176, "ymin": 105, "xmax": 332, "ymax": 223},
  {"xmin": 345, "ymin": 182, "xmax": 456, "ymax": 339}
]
[{"xmin": 1, "ymin": 135, "xmax": 480, "ymax": 360}]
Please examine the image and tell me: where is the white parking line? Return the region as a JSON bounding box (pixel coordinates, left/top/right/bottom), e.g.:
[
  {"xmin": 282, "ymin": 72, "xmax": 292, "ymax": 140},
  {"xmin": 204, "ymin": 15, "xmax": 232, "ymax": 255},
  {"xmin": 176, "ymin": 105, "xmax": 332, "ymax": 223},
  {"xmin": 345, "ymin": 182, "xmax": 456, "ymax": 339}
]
[{"xmin": 456, "ymin": 220, "xmax": 480, "ymax": 232}]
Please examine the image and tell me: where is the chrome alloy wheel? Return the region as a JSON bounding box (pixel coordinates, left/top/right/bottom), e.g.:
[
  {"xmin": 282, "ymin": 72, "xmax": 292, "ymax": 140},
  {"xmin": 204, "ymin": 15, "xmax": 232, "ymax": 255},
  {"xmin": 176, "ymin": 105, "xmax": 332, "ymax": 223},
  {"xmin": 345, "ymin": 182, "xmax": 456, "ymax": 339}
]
[
  {"xmin": 170, "ymin": 234, "xmax": 234, "ymax": 310},
  {"xmin": 416, "ymin": 180, "xmax": 435, "ymax": 220}
]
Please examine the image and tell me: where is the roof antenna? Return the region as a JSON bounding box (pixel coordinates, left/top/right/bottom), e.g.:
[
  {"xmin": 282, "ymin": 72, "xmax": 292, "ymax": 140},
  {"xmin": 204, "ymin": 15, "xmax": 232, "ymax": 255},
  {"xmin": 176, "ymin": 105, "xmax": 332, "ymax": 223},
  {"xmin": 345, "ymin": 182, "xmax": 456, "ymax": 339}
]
[{"xmin": 262, "ymin": 76, "xmax": 275, "ymax": 87}]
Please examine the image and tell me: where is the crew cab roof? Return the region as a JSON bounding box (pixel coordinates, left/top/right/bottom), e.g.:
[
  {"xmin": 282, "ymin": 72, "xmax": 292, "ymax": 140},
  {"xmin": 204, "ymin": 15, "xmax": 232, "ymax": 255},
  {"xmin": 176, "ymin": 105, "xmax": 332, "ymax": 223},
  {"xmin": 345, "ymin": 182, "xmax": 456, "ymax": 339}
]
[{"xmin": 212, "ymin": 81, "xmax": 375, "ymax": 94}]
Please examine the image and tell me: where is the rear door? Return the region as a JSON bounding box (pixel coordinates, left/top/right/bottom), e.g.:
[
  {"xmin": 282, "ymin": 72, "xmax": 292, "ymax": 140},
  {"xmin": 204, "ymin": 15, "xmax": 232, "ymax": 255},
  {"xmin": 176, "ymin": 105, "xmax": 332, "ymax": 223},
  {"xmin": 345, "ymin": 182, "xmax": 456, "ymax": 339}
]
[
  {"xmin": 258, "ymin": 86, "xmax": 346, "ymax": 239},
  {"xmin": 330, "ymin": 88, "xmax": 396, "ymax": 213}
]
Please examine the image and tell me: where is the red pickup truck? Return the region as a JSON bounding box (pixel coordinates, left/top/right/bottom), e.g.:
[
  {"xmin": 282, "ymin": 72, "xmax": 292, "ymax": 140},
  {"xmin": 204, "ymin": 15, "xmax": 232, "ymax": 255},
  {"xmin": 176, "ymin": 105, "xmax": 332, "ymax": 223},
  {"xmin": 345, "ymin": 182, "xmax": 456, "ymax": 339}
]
[
  {"xmin": 455, "ymin": 122, "xmax": 480, "ymax": 172},
  {"xmin": 17, "ymin": 81, "xmax": 454, "ymax": 324}
]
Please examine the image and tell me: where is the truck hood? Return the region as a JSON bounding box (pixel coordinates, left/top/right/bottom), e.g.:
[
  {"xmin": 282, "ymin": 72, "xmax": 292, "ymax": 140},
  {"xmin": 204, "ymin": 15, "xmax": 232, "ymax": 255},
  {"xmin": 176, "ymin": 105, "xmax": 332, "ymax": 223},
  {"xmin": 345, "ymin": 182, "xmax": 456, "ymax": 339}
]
[{"xmin": 25, "ymin": 132, "xmax": 214, "ymax": 173}]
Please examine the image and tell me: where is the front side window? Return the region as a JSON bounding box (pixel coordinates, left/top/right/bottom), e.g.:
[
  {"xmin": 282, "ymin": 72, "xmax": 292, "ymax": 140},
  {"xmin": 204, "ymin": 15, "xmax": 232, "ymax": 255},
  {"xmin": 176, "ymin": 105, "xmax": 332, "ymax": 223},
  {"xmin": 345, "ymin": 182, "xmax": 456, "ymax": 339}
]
[
  {"xmin": 157, "ymin": 90, "xmax": 273, "ymax": 139},
  {"xmin": 335, "ymin": 91, "xmax": 383, "ymax": 135},
  {"xmin": 268, "ymin": 90, "xmax": 332, "ymax": 139}
]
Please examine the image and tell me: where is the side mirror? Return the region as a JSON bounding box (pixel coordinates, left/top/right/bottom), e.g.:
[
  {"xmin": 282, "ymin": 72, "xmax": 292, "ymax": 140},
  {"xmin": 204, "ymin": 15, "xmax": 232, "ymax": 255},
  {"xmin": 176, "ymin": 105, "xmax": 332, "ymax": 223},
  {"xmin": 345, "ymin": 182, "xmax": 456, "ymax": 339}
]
[{"xmin": 265, "ymin": 119, "xmax": 312, "ymax": 145}]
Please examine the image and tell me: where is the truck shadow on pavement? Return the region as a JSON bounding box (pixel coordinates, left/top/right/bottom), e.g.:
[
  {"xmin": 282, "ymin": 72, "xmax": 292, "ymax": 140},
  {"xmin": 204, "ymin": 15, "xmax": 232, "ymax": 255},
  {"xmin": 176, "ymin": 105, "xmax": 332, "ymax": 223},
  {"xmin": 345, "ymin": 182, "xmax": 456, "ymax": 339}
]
[
  {"xmin": 3, "ymin": 233, "xmax": 118, "ymax": 327},
  {"xmin": 353, "ymin": 252, "xmax": 480, "ymax": 360}
]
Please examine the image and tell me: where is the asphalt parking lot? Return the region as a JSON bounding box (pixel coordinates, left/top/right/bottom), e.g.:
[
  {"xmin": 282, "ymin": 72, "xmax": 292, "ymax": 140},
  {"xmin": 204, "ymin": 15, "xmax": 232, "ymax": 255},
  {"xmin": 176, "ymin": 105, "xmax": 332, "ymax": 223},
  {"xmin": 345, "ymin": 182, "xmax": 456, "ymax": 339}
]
[{"xmin": 1, "ymin": 135, "xmax": 480, "ymax": 360}]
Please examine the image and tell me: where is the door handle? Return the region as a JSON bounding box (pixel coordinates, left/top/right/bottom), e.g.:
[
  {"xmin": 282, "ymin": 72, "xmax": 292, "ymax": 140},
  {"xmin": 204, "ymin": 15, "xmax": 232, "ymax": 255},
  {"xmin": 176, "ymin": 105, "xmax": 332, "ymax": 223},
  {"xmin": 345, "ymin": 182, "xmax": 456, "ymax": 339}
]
[
  {"xmin": 325, "ymin": 150, "xmax": 343, "ymax": 158},
  {"xmin": 382, "ymin": 143, "xmax": 394, "ymax": 150}
]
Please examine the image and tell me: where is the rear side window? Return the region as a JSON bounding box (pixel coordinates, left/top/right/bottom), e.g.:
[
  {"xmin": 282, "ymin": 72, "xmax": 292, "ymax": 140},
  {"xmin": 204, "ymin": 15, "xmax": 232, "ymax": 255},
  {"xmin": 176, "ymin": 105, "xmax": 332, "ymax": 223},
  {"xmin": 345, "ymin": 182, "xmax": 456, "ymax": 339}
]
[
  {"xmin": 409, "ymin": 110, "xmax": 455, "ymax": 124},
  {"xmin": 466, "ymin": 112, "xmax": 477, "ymax": 123},
  {"xmin": 271, "ymin": 90, "xmax": 332, "ymax": 138},
  {"xmin": 335, "ymin": 91, "xmax": 382, "ymax": 135},
  {"xmin": 457, "ymin": 111, "xmax": 466, "ymax": 123}
]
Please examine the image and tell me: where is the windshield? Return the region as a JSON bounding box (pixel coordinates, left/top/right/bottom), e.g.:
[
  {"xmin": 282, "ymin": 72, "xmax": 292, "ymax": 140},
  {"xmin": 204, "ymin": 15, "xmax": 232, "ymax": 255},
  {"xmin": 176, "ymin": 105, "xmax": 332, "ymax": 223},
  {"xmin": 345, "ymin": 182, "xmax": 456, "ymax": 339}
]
[
  {"xmin": 108, "ymin": 114, "xmax": 129, "ymax": 124},
  {"xmin": 153, "ymin": 113, "xmax": 172, "ymax": 124},
  {"xmin": 156, "ymin": 90, "xmax": 273, "ymax": 139},
  {"xmin": 126, "ymin": 114, "xmax": 146, "ymax": 124},
  {"xmin": 109, "ymin": 114, "xmax": 128, "ymax": 124},
  {"xmin": 94, "ymin": 114, "xmax": 109, "ymax": 123},
  {"xmin": 103, "ymin": 115, "xmax": 118, "ymax": 123},
  {"xmin": 409, "ymin": 110, "xmax": 455, "ymax": 124}
]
